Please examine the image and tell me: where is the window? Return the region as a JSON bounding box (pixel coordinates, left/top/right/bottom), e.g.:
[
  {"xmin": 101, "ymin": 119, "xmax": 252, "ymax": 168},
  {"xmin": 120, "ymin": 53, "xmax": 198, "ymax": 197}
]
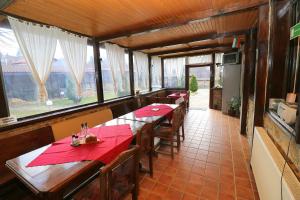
[
  {"xmin": 100, "ymin": 45, "xmax": 130, "ymax": 100},
  {"xmin": 214, "ymin": 53, "xmax": 224, "ymax": 87},
  {"xmin": 151, "ymin": 56, "xmax": 162, "ymax": 90},
  {"xmin": 188, "ymin": 55, "xmax": 212, "ymax": 64},
  {"xmin": 133, "ymin": 51, "xmax": 149, "ymax": 92},
  {"xmin": 164, "ymin": 57, "xmax": 185, "ymax": 88},
  {"xmin": 0, "ymin": 26, "xmax": 97, "ymax": 118}
]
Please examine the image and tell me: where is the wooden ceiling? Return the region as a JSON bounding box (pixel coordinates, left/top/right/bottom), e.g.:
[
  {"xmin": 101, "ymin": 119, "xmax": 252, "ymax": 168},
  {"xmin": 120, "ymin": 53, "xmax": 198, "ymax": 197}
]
[{"xmin": 3, "ymin": 0, "xmax": 267, "ymax": 56}]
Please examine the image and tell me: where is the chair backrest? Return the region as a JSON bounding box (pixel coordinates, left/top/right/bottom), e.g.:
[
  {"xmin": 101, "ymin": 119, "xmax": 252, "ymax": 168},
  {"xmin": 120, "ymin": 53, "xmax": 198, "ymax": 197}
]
[
  {"xmin": 111, "ymin": 103, "xmax": 131, "ymax": 118},
  {"xmin": 99, "ymin": 145, "xmax": 140, "ymax": 200},
  {"xmin": 136, "ymin": 123, "xmax": 153, "ymax": 153},
  {"xmin": 0, "ymin": 126, "xmax": 54, "ymax": 185},
  {"xmin": 154, "ymin": 97, "xmax": 174, "ymax": 104},
  {"xmin": 171, "ymin": 108, "xmax": 183, "ymax": 132},
  {"xmin": 51, "ymin": 108, "xmax": 113, "ymax": 140}
]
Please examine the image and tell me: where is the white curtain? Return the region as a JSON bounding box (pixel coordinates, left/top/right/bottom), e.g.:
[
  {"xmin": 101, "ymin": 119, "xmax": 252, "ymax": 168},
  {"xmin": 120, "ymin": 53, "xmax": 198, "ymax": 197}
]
[
  {"xmin": 151, "ymin": 56, "xmax": 162, "ymax": 89},
  {"xmin": 133, "ymin": 51, "xmax": 149, "ymax": 91},
  {"xmin": 58, "ymin": 31, "xmax": 87, "ymax": 97},
  {"xmin": 8, "ymin": 17, "xmax": 57, "ymax": 102},
  {"xmin": 215, "ymin": 53, "xmax": 223, "ymax": 64},
  {"xmin": 105, "ymin": 43, "xmax": 127, "ymax": 95},
  {"xmin": 164, "ymin": 57, "xmax": 185, "ymax": 88},
  {"xmin": 188, "ymin": 55, "xmax": 212, "ymax": 64}
]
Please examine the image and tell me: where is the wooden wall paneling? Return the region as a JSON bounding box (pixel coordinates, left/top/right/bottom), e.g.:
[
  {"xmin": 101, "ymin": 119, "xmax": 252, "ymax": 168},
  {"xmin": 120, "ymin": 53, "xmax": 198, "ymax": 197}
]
[
  {"xmin": 148, "ymin": 55, "xmax": 152, "ymax": 91},
  {"xmin": 253, "ymin": 5, "xmax": 269, "ymax": 127},
  {"xmin": 93, "ymin": 40, "xmax": 104, "ymax": 103},
  {"xmin": 209, "ymin": 53, "xmax": 215, "ymax": 109},
  {"xmin": 128, "ymin": 50, "xmax": 135, "ymax": 95}
]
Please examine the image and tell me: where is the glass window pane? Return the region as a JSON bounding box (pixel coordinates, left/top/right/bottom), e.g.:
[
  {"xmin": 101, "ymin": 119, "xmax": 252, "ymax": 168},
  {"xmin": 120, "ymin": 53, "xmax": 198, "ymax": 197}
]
[
  {"xmin": 100, "ymin": 46, "xmax": 130, "ymax": 100},
  {"xmin": 0, "ymin": 25, "xmax": 97, "ymax": 118}
]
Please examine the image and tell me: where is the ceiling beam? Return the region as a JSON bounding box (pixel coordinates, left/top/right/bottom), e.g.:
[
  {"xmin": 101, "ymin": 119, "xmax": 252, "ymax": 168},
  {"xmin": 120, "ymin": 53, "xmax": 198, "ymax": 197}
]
[
  {"xmin": 132, "ymin": 30, "xmax": 249, "ymax": 51},
  {"xmin": 96, "ymin": 1, "xmax": 267, "ymax": 42},
  {"xmin": 149, "ymin": 43, "xmax": 232, "ymax": 56},
  {"xmin": 161, "ymin": 48, "xmax": 233, "ymax": 59}
]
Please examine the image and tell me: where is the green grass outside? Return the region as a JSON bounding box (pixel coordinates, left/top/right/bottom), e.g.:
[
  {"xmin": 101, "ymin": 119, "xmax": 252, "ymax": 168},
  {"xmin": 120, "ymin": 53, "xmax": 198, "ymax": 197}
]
[
  {"xmin": 10, "ymin": 96, "xmax": 97, "ymax": 118},
  {"xmin": 9, "ymin": 91, "xmax": 123, "ymax": 118}
]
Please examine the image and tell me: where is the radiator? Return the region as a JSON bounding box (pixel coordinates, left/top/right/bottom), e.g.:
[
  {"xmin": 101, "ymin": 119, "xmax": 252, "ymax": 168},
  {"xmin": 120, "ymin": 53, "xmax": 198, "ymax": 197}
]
[{"xmin": 251, "ymin": 127, "xmax": 300, "ymax": 200}]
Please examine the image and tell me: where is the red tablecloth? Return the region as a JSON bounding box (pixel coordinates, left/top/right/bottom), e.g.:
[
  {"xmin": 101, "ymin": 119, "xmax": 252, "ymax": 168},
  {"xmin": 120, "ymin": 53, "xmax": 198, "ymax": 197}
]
[
  {"xmin": 27, "ymin": 124, "xmax": 133, "ymax": 167},
  {"xmin": 167, "ymin": 93, "xmax": 188, "ymax": 101},
  {"xmin": 134, "ymin": 104, "xmax": 173, "ymax": 119}
]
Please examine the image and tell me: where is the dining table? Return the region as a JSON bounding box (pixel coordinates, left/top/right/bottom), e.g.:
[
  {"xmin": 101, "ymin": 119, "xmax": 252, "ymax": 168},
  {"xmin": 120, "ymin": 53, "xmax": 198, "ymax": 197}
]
[
  {"xmin": 5, "ymin": 118, "xmax": 146, "ymax": 200},
  {"xmin": 117, "ymin": 103, "xmax": 178, "ymax": 124}
]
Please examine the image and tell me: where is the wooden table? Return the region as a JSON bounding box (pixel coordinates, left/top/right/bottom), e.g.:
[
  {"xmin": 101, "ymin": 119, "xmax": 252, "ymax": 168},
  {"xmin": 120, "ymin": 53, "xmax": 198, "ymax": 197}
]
[
  {"xmin": 117, "ymin": 103, "xmax": 178, "ymax": 124},
  {"xmin": 5, "ymin": 118, "xmax": 146, "ymax": 200}
]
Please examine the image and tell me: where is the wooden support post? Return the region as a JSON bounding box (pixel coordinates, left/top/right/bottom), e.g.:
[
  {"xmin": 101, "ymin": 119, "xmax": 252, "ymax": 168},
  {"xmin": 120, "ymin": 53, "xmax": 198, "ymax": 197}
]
[
  {"xmin": 240, "ymin": 29, "xmax": 256, "ymax": 135},
  {"xmin": 0, "ymin": 54, "xmax": 9, "ymax": 117},
  {"xmin": 161, "ymin": 58, "xmax": 165, "ymax": 88},
  {"xmin": 129, "ymin": 50, "xmax": 135, "ymax": 95},
  {"xmin": 209, "ymin": 53, "xmax": 215, "ymax": 109},
  {"xmin": 148, "ymin": 55, "xmax": 152, "ymax": 91},
  {"xmin": 253, "ymin": 5, "xmax": 269, "ymax": 127},
  {"xmin": 93, "ymin": 40, "xmax": 104, "ymax": 103}
]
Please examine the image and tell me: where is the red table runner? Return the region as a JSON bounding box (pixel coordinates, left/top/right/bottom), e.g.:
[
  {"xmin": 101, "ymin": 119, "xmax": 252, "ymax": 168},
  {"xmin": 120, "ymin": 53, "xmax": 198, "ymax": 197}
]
[
  {"xmin": 167, "ymin": 93, "xmax": 188, "ymax": 101},
  {"xmin": 134, "ymin": 104, "xmax": 173, "ymax": 119},
  {"xmin": 27, "ymin": 124, "xmax": 133, "ymax": 167}
]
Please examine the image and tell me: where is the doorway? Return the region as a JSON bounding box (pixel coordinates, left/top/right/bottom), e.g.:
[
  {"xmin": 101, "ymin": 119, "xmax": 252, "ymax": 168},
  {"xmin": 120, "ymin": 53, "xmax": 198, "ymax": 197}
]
[{"xmin": 187, "ymin": 66, "xmax": 211, "ymax": 109}]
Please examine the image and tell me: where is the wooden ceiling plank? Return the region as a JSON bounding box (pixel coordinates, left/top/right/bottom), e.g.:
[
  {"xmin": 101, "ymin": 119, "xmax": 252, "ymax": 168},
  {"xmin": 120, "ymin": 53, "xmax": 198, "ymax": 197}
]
[
  {"xmin": 160, "ymin": 48, "xmax": 233, "ymax": 59},
  {"xmin": 132, "ymin": 29, "xmax": 249, "ymax": 51},
  {"xmin": 97, "ymin": 1, "xmax": 267, "ymax": 42},
  {"xmin": 149, "ymin": 43, "xmax": 232, "ymax": 56}
]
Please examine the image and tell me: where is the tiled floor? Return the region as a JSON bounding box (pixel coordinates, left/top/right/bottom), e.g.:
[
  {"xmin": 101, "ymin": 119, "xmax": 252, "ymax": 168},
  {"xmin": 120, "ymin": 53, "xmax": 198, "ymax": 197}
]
[
  {"xmin": 138, "ymin": 109, "xmax": 259, "ymax": 200},
  {"xmin": 69, "ymin": 109, "xmax": 259, "ymax": 200}
]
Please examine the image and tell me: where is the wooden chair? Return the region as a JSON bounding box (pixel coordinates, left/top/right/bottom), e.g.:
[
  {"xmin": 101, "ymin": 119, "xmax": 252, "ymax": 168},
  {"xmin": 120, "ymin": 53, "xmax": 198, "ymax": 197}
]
[
  {"xmin": 136, "ymin": 124, "xmax": 154, "ymax": 177},
  {"xmin": 153, "ymin": 97, "xmax": 174, "ymax": 104},
  {"xmin": 99, "ymin": 145, "xmax": 140, "ymax": 200},
  {"xmin": 179, "ymin": 102, "xmax": 186, "ymax": 140},
  {"xmin": 154, "ymin": 108, "xmax": 182, "ymax": 159}
]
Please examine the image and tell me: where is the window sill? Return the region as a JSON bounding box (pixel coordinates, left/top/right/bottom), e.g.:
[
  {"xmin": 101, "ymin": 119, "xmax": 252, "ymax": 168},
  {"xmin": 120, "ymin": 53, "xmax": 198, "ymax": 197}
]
[{"xmin": 0, "ymin": 89, "xmax": 167, "ymax": 132}]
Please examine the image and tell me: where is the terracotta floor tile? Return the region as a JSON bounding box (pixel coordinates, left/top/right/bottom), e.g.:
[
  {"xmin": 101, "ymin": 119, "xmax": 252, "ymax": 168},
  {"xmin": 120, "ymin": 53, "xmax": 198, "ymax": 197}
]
[
  {"xmin": 165, "ymin": 187, "xmax": 184, "ymax": 200},
  {"xmin": 152, "ymin": 183, "xmax": 169, "ymax": 196},
  {"xmin": 141, "ymin": 177, "xmax": 156, "ymax": 191},
  {"xmin": 147, "ymin": 192, "xmax": 164, "ymax": 200},
  {"xmin": 184, "ymin": 182, "xmax": 202, "ymax": 196},
  {"xmin": 182, "ymin": 193, "xmax": 199, "ymax": 200},
  {"xmin": 170, "ymin": 178, "xmax": 188, "ymax": 191},
  {"xmin": 158, "ymin": 173, "xmax": 173, "ymax": 185}
]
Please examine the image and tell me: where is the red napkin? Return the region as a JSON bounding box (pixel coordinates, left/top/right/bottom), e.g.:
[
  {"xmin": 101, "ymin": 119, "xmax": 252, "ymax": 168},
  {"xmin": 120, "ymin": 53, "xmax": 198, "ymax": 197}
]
[
  {"xmin": 134, "ymin": 104, "xmax": 173, "ymax": 120},
  {"xmin": 27, "ymin": 124, "xmax": 133, "ymax": 167}
]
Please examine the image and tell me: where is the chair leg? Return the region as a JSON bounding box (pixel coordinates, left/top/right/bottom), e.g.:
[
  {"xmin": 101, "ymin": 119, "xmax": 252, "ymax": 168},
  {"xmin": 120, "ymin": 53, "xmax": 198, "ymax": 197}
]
[
  {"xmin": 149, "ymin": 151, "xmax": 153, "ymax": 177},
  {"xmin": 132, "ymin": 187, "xmax": 138, "ymax": 200},
  {"xmin": 176, "ymin": 131, "xmax": 180, "ymax": 150},
  {"xmin": 182, "ymin": 124, "xmax": 185, "ymax": 140},
  {"xmin": 170, "ymin": 137, "xmax": 174, "ymax": 159}
]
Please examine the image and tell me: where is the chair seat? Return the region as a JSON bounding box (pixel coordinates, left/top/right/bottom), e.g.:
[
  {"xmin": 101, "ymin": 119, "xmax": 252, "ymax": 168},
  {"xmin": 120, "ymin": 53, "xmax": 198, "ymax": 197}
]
[{"xmin": 154, "ymin": 126, "xmax": 174, "ymax": 139}]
